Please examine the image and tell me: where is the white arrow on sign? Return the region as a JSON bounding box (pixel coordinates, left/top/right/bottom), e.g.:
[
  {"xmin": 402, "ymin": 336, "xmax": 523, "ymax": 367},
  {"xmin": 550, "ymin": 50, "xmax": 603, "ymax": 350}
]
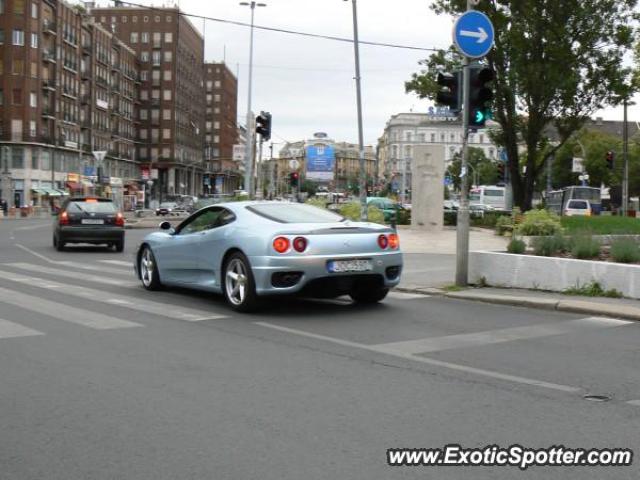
[
  {"xmin": 460, "ymin": 27, "xmax": 488, "ymax": 44},
  {"xmin": 92, "ymin": 150, "xmax": 107, "ymax": 163}
]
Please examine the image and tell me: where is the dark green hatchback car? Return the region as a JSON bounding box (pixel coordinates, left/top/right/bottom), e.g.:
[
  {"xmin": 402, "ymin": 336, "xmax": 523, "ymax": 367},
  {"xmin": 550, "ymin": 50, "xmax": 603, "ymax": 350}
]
[{"xmin": 366, "ymin": 197, "xmax": 405, "ymax": 223}]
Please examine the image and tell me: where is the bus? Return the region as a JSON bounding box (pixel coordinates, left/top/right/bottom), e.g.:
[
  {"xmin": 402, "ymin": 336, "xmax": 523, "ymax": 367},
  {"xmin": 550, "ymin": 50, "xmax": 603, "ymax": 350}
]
[
  {"xmin": 546, "ymin": 186, "xmax": 602, "ymax": 215},
  {"xmin": 469, "ymin": 185, "xmax": 507, "ymax": 210}
]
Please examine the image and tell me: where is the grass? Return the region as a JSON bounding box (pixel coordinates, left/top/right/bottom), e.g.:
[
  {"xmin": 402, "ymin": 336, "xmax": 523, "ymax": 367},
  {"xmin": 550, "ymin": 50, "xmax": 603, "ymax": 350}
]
[
  {"xmin": 442, "ymin": 284, "xmax": 464, "ymax": 292},
  {"xmin": 561, "ymin": 216, "xmax": 640, "ymax": 235},
  {"xmin": 610, "ymin": 238, "xmax": 640, "ymax": 263},
  {"xmin": 564, "ymin": 281, "xmax": 622, "ymax": 298}
]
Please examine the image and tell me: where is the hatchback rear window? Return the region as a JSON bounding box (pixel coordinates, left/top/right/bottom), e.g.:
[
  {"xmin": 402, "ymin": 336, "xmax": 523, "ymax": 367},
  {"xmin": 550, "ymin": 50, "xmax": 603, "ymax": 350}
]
[
  {"xmin": 247, "ymin": 203, "xmax": 344, "ymax": 223},
  {"xmin": 568, "ymin": 200, "xmax": 588, "ymax": 209},
  {"xmin": 66, "ymin": 200, "xmax": 117, "ymax": 214}
]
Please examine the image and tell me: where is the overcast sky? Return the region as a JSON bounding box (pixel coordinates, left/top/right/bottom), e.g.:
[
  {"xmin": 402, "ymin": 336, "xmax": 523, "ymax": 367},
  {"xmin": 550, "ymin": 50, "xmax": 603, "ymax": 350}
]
[{"xmin": 94, "ymin": 0, "xmax": 638, "ymax": 151}]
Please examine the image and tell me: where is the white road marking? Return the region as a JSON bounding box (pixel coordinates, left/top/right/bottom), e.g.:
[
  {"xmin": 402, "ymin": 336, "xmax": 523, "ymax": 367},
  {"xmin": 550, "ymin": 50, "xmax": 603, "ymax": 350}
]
[
  {"xmin": 388, "ymin": 291, "xmax": 430, "ymax": 300},
  {"xmin": 98, "ymin": 260, "xmax": 133, "ymax": 267},
  {"xmin": 15, "ymin": 244, "xmax": 57, "ymax": 264},
  {"xmin": 0, "ymin": 287, "xmax": 141, "ymax": 330},
  {"xmin": 6, "ymin": 263, "xmax": 138, "ymax": 287},
  {"xmin": 55, "ymin": 261, "xmax": 133, "ymax": 276},
  {"xmin": 0, "ymin": 318, "xmax": 45, "ymax": 340},
  {"xmin": 626, "ymin": 400, "xmax": 640, "ymax": 407},
  {"xmin": 254, "ymin": 321, "xmax": 581, "ymax": 394},
  {"xmin": 0, "ymin": 269, "xmax": 227, "ymax": 322},
  {"xmin": 372, "ymin": 317, "xmax": 632, "ymax": 355}
]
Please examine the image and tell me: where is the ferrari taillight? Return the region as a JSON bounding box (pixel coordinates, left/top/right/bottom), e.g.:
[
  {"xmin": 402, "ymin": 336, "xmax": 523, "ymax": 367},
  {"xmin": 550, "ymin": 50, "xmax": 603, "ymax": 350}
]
[
  {"xmin": 388, "ymin": 233, "xmax": 400, "ymax": 250},
  {"xmin": 273, "ymin": 236, "xmax": 290, "ymax": 253},
  {"xmin": 293, "ymin": 237, "xmax": 307, "ymax": 252},
  {"xmin": 377, "ymin": 234, "xmax": 388, "ymax": 249},
  {"xmin": 59, "ymin": 211, "xmax": 70, "ymax": 225}
]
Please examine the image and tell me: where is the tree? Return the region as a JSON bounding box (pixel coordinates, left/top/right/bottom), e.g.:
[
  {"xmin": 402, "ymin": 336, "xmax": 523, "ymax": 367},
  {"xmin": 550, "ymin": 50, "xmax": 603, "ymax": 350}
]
[
  {"xmin": 406, "ymin": 0, "xmax": 638, "ymax": 210},
  {"xmin": 446, "ymin": 147, "xmax": 498, "ymax": 192},
  {"xmin": 300, "ymin": 179, "xmax": 317, "ymax": 197}
]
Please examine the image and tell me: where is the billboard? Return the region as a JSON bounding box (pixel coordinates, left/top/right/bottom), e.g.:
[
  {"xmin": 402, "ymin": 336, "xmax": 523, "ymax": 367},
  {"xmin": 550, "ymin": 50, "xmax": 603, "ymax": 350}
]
[{"xmin": 305, "ymin": 145, "xmax": 335, "ymax": 181}]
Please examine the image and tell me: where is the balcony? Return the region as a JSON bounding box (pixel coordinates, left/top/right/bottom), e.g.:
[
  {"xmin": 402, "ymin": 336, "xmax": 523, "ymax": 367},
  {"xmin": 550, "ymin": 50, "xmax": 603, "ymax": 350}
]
[
  {"xmin": 63, "ymin": 60, "xmax": 78, "ymax": 73},
  {"xmin": 112, "ymin": 84, "xmax": 121, "ymax": 94},
  {"xmin": 43, "ymin": 20, "xmax": 57, "ymax": 35},
  {"xmin": 43, "ymin": 50, "xmax": 56, "ymax": 63},
  {"xmin": 111, "ymin": 63, "xmax": 120, "ymax": 72},
  {"xmin": 96, "ymin": 53, "xmax": 110, "ymax": 65},
  {"xmin": 151, "ymin": 60, "xmax": 161, "ymax": 68},
  {"xmin": 62, "ymin": 87, "xmax": 77, "ymax": 99},
  {"xmin": 62, "ymin": 114, "xmax": 77, "ymax": 125},
  {"xmin": 95, "ymin": 77, "xmax": 108, "ymax": 88},
  {"xmin": 81, "ymin": 119, "xmax": 91, "ymax": 129},
  {"xmin": 80, "ymin": 94, "xmax": 90, "ymax": 105},
  {"xmin": 42, "ymin": 79, "xmax": 56, "ymax": 91},
  {"xmin": 42, "ymin": 108, "xmax": 56, "ymax": 119},
  {"xmin": 82, "ymin": 43, "xmax": 91, "ymax": 56},
  {"xmin": 81, "ymin": 68, "xmax": 90, "ymax": 80}
]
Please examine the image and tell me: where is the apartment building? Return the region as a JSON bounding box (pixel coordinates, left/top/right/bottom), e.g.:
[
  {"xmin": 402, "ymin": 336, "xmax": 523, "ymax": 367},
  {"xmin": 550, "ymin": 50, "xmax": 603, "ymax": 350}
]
[
  {"xmin": 91, "ymin": 5, "xmax": 205, "ymax": 198},
  {"xmin": 0, "ymin": 0, "xmax": 139, "ymax": 208},
  {"xmin": 203, "ymin": 61, "xmax": 240, "ymax": 194}
]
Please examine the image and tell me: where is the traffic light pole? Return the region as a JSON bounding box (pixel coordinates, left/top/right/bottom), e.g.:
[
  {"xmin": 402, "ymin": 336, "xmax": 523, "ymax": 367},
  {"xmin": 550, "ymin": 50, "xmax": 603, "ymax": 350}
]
[
  {"xmin": 623, "ymin": 97, "xmax": 629, "ymax": 215},
  {"xmin": 455, "ymin": 33, "xmax": 472, "ymax": 287}
]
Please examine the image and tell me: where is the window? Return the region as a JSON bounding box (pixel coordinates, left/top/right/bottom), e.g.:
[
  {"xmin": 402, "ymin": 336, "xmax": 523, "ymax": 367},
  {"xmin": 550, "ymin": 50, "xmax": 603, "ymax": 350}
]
[
  {"xmin": 29, "ymin": 120, "xmax": 36, "ymax": 137},
  {"xmin": 214, "ymin": 80, "xmax": 221, "ymax": 88},
  {"xmin": 11, "ymin": 147, "xmax": 24, "ymax": 168},
  {"xmin": 132, "ymin": 16, "xmax": 137, "ymax": 23},
  {"xmin": 122, "ymin": 16, "xmax": 127, "ymax": 23},
  {"xmin": 13, "ymin": 29, "xmax": 24, "ymax": 46},
  {"xmin": 31, "ymin": 2, "xmax": 37, "ymax": 18},
  {"xmin": 140, "ymin": 70, "xmax": 148, "ymax": 81},
  {"xmin": 163, "ymin": 70, "xmax": 171, "ymax": 81},
  {"xmin": 152, "ymin": 51, "xmax": 161, "ymax": 65},
  {"xmin": 0, "ymin": 90, "xmax": 3, "ymax": 106},
  {"xmin": 12, "ymin": 60, "xmax": 24, "ymax": 75},
  {"xmin": 163, "ymin": 51, "xmax": 172, "ymax": 62},
  {"xmin": 140, "ymin": 90, "xmax": 148, "ymax": 101},
  {"xmin": 0, "ymin": 29, "xmax": 4, "ymax": 44},
  {"xmin": 248, "ymin": 204, "xmax": 343, "ymax": 224},
  {"xmin": 141, "ymin": 32, "xmax": 149, "ymax": 43},
  {"xmin": 213, "ymin": 94, "xmax": 220, "ymax": 102},
  {"xmin": 11, "ymin": 120, "xmax": 23, "ymax": 141},
  {"xmin": 140, "ymin": 109, "xmax": 148, "ymax": 120},
  {"xmin": 213, "ymin": 121, "xmax": 220, "ymax": 129},
  {"xmin": 141, "ymin": 51, "xmax": 149, "ymax": 62},
  {"xmin": 153, "ymin": 32, "xmax": 161, "ymax": 43},
  {"xmin": 143, "ymin": 16, "xmax": 149, "ymax": 23},
  {"xmin": 154, "ymin": 15, "xmax": 160, "ymax": 23},
  {"xmin": 479, "ymin": 134, "xmax": 484, "ymax": 143},
  {"xmin": 30, "ymin": 91, "xmax": 37, "ymax": 107},
  {"xmin": 164, "ymin": 32, "xmax": 172, "ymax": 43},
  {"xmin": 130, "ymin": 32, "xmax": 138, "ymax": 43},
  {"xmin": 162, "ymin": 128, "xmax": 170, "ymax": 139},
  {"xmin": 163, "ymin": 89, "xmax": 171, "ymax": 100},
  {"xmin": 31, "ymin": 32, "xmax": 37, "ymax": 48}
]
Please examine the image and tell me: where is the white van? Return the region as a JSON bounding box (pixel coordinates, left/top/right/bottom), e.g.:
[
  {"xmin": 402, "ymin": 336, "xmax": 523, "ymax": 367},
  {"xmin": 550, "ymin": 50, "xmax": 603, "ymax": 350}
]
[{"xmin": 564, "ymin": 199, "xmax": 591, "ymax": 216}]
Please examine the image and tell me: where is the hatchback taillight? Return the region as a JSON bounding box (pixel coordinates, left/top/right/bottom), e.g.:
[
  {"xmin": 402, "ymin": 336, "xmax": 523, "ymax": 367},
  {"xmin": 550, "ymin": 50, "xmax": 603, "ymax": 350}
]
[
  {"xmin": 59, "ymin": 211, "xmax": 70, "ymax": 225},
  {"xmin": 273, "ymin": 236, "xmax": 290, "ymax": 253},
  {"xmin": 115, "ymin": 212, "xmax": 125, "ymax": 227},
  {"xmin": 378, "ymin": 234, "xmax": 389, "ymax": 249},
  {"xmin": 293, "ymin": 236, "xmax": 307, "ymax": 252}
]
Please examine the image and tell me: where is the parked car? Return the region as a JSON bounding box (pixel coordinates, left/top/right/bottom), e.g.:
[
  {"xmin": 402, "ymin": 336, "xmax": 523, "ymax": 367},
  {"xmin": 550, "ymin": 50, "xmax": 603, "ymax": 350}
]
[
  {"xmin": 155, "ymin": 202, "xmax": 178, "ymax": 216},
  {"xmin": 564, "ymin": 199, "xmax": 591, "ymax": 216},
  {"xmin": 134, "ymin": 202, "xmax": 403, "ymax": 312},
  {"xmin": 53, "ymin": 197, "xmax": 125, "ymax": 252}
]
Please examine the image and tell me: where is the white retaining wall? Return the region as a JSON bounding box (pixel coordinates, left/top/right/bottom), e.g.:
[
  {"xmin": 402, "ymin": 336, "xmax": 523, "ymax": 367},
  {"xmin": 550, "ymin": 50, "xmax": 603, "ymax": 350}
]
[{"xmin": 470, "ymin": 251, "xmax": 640, "ymax": 299}]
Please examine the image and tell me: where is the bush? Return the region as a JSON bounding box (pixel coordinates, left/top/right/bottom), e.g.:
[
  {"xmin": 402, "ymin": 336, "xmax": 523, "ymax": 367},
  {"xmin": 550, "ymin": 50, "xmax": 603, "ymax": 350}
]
[
  {"xmin": 516, "ymin": 209, "xmax": 562, "ymax": 236},
  {"xmin": 507, "ymin": 238, "xmax": 526, "ymax": 254},
  {"xmin": 570, "ymin": 235, "xmax": 601, "ymax": 259},
  {"xmin": 444, "ymin": 211, "xmax": 457, "ymax": 226},
  {"xmin": 338, "ymin": 202, "xmax": 385, "ymax": 224},
  {"xmin": 495, "ymin": 215, "xmax": 514, "ymax": 236},
  {"xmin": 610, "ymin": 238, "xmax": 640, "ymax": 263},
  {"xmin": 396, "ymin": 208, "xmax": 411, "ymax": 225},
  {"xmin": 471, "ymin": 211, "xmax": 503, "ymax": 228},
  {"xmin": 531, "ymin": 234, "xmax": 567, "ymax": 257}
]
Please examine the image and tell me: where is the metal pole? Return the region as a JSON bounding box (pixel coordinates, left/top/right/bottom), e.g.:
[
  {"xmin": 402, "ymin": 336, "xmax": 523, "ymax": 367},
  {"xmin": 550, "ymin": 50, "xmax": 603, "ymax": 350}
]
[
  {"xmin": 623, "ymin": 97, "xmax": 629, "ymax": 215},
  {"xmin": 455, "ymin": 3, "xmax": 472, "ymax": 286},
  {"xmin": 257, "ymin": 136, "xmax": 264, "ymax": 198},
  {"xmin": 401, "ymin": 158, "xmax": 407, "ymax": 205},
  {"xmin": 348, "ymin": 0, "xmax": 367, "ymax": 221},
  {"xmin": 243, "ymin": 2, "xmax": 256, "ymax": 198}
]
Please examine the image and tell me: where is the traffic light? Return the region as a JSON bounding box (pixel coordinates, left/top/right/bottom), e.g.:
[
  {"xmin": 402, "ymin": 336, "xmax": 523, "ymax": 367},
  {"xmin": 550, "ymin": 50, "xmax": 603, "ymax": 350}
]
[
  {"xmin": 606, "ymin": 150, "xmax": 614, "ymax": 170},
  {"xmin": 289, "ymin": 171, "xmax": 299, "ymax": 188},
  {"xmin": 468, "ymin": 66, "xmax": 495, "ymax": 129},
  {"xmin": 435, "ymin": 71, "xmax": 462, "ymax": 113},
  {"xmin": 256, "ymin": 111, "xmax": 272, "ymax": 142}
]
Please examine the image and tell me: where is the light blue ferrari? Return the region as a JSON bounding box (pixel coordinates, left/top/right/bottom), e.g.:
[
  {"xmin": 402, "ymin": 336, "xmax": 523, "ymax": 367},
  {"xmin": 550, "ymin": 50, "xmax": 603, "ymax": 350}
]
[{"xmin": 134, "ymin": 202, "xmax": 403, "ymax": 312}]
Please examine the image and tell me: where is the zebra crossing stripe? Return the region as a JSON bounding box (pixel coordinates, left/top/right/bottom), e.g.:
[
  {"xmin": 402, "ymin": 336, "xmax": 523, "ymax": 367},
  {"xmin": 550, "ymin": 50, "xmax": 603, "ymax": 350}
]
[
  {"xmin": 0, "ymin": 268, "xmax": 227, "ymax": 322},
  {"xmin": 6, "ymin": 263, "xmax": 138, "ymax": 287},
  {"xmin": 0, "ymin": 318, "xmax": 45, "ymax": 340},
  {"xmin": 98, "ymin": 260, "xmax": 133, "ymax": 267},
  {"xmin": 0, "ymin": 286, "xmax": 142, "ymax": 330}
]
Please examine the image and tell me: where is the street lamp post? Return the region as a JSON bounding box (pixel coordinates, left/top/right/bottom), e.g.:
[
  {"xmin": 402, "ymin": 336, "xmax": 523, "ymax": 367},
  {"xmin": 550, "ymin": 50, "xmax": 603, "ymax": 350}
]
[
  {"xmin": 240, "ymin": 1, "xmax": 266, "ymax": 199},
  {"xmin": 344, "ymin": 0, "xmax": 367, "ymax": 221}
]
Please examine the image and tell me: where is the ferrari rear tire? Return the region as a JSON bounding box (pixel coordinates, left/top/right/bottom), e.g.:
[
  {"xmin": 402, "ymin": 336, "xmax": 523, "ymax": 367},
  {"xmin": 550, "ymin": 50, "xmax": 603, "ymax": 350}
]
[
  {"xmin": 223, "ymin": 252, "xmax": 259, "ymax": 312},
  {"xmin": 139, "ymin": 246, "xmax": 162, "ymax": 290},
  {"xmin": 349, "ymin": 286, "xmax": 389, "ymax": 304}
]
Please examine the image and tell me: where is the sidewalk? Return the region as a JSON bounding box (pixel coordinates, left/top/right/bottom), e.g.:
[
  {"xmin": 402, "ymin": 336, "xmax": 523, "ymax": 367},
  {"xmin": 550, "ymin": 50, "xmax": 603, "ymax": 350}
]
[{"xmin": 395, "ymin": 227, "xmax": 640, "ymax": 321}]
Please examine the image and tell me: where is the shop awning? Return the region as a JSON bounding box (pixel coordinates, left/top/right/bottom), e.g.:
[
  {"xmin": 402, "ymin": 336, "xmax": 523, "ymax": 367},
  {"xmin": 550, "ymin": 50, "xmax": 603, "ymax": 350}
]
[
  {"xmin": 44, "ymin": 188, "xmax": 63, "ymax": 196},
  {"xmin": 66, "ymin": 182, "xmax": 83, "ymax": 191},
  {"xmin": 31, "ymin": 188, "xmax": 47, "ymax": 194}
]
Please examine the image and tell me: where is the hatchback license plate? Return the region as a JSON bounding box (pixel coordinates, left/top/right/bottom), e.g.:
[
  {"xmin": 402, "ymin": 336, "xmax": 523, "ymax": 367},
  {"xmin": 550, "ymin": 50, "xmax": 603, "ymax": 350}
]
[
  {"xmin": 328, "ymin": 259, "xmax": 372, "ymax": 273},
  {"xmin": 81, "ymin": 219, "xmax": 104, "ymax": 225}
]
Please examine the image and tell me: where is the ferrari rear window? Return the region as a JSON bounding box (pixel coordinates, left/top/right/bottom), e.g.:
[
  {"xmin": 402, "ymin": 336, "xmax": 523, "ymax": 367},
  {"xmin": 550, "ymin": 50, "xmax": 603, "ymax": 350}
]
[{"xmin": 248, "ymin": 203, "xmax": 344, "ymax": 223}]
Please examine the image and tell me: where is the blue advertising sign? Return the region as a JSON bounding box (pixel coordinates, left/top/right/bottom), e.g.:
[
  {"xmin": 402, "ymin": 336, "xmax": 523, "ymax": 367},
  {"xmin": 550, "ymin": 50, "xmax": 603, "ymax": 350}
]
[
  {"xmin": 83, "ymin": 165, "xmax": 96, "ymax": 176},
  {"xmin": 453, "ymin": 11, "xmax": 494, "ymax": 58},
  {"xmin": 215, "ymin": 176, "xmax": 224, "ymax": 191},
  {"xmin": 305, "ymin": 145, "xmax": 335, "ymax": 181}
]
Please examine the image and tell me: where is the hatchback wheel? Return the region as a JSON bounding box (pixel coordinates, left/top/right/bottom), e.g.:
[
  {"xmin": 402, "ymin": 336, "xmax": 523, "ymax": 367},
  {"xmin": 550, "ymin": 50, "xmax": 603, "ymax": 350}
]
[
  {"xmin": 114, "ymin": 238, "xmax": 125, "ymax": 253},
  {"xmin": 53, "ymin": 234, "xmax": 65, "ymax": 252},
  {"xmin": 223, "ymin": 252, "xmax": 259, "ymax": 312},
  {"xmin": 139, "ymin": 246, "xmax": 162, "ymax": 290}
]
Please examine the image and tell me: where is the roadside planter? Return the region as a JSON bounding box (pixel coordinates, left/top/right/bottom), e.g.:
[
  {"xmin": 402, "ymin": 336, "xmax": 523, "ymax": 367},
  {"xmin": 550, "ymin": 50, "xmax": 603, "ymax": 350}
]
[{"xmin": 470, "ymin": 251, "xmax": 640, "ymax": 299}]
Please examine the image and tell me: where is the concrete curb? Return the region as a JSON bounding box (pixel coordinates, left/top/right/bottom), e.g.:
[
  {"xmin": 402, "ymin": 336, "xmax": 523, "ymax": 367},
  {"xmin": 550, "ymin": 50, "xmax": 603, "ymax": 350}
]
[{"xmin": 395, "ymin": 287, "xmax": 640, "ymax": 321}]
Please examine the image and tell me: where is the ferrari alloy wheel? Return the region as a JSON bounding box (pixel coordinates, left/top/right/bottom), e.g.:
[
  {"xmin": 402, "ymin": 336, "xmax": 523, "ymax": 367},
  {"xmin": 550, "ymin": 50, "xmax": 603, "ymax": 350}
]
[
  {"xmin": 223, "ymin": 253, "xmax": 259, "ymax": 312},
  {"xmin": 139, "ymin": 246, "xmax": 162, "ymax": 290}
]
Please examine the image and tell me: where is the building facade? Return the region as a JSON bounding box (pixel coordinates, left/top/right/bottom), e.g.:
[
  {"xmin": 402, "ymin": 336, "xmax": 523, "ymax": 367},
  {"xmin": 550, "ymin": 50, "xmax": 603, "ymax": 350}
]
[
  {"xmin": 91, "ymin": 4, "xmax": 205, "ymax": 199},
  {"xmin": 0, "ymin": 0, "xmax": 139, "ymax": 209},
  {"xmin": 203, "ymin": 61, "xmax": 240, "ymax": 194},
  {"xmin": 378, "ymin": 111, "xmax": 499, "ymax": 194},
  {"xmin": 271, "ymin": 133, "xmax": 376, "ymax": 196}
]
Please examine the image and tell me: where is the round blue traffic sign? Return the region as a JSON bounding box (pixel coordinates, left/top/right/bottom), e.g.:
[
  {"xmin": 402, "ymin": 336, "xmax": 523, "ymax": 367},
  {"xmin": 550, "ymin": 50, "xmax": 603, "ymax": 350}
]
[{"xmin": 453, "ymin": 11, "xmax": 494, "ymax": 58}]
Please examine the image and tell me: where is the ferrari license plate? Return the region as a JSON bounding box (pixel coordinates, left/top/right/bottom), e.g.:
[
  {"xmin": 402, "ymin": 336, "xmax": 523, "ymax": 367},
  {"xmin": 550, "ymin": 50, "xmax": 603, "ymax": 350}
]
[
  {"xmin": 327, "ymin": 259, "xmax": 372, "ymax": 273},
  {"xmin": 81, "ymin": 219, "xmax": 104, "ymax": 225}
]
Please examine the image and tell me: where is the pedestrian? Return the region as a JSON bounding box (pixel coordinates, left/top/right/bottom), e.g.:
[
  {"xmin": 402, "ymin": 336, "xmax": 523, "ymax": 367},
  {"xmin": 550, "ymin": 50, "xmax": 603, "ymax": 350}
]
[{"xmin": 0, "ymin": 199, "xmax": 7, "ymax": 217}]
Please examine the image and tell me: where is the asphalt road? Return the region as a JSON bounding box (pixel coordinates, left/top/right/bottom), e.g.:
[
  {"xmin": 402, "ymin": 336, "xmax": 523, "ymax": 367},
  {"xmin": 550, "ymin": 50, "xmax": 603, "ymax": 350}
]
[{"xmin": 1, "ymin": 219, "xmax": 639, "ymax": 479}]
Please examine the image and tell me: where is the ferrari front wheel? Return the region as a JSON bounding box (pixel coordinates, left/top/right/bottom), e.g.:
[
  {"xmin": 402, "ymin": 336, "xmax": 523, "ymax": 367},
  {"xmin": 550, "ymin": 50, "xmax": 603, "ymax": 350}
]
[
  {"xmin": 139, "ymin": 246, "xmax": 162, "ymax": 291},
  {"xmin": 223, "ymin": 252, "xmax": 259, "ymax": 312}
]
